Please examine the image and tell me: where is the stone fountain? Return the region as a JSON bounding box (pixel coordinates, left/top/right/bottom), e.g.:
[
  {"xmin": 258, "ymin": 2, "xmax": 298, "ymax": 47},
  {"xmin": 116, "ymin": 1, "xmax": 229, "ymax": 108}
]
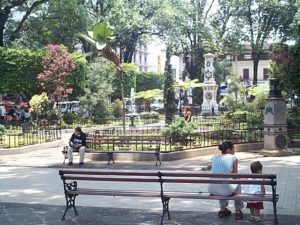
[{"xmin": 126, "ymin": 88, "xmax": 141, "ymax": 127}]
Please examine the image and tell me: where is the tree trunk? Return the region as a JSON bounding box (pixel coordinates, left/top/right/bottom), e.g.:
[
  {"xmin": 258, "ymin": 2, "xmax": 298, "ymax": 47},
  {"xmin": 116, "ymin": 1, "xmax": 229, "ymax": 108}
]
[
  {"xmin": 252, "ymin": 55, "xmax": 259, "ymax": 86},
  {"xmin": 122, "ymin": 35, "xmax": 138, "ymax": 63},
  {"xmin": 164, "ymin": 43, "xmax": 176, "ymax": 125},
  {"xmin": 0, "ymin": 8, "xmax": 10, "ymax": 47}
]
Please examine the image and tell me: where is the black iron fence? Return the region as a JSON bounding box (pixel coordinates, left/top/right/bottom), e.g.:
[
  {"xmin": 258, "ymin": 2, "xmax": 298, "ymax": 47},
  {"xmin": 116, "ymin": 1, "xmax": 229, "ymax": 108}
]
[
  {"xmin": 62, "ymin": 116, "xmax": 160, "ymax": 129},
  {"xmin": 86, "ymin": 127, "xmax": 263, "ymax": 152},
  {"xmin": 0, "ymin": 124, "xmax": 61, "ymax": 148}
]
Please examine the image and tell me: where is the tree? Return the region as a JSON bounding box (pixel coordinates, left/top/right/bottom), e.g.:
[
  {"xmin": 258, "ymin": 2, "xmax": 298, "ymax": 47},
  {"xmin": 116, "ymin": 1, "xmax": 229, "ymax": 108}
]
[
  {"xmin": 111, "ymin": 63, "xmax": 136, "ymax": 100},
  {"xmin": 0, "ymin": 0, "xmax": 50, "ymax": 46},
  {"xmin": 83, "ymin": 0, "xmax": 164, "ymax": 63},
  {"xmin": 79, "ymin": 22, "xmax": 126, "ymax": 132},
  {"xmin": 136, "ymin": 89, "xmax": 163, "ymax": 112},
  {"xmin": 0, "ymin": 47, "xmax": 44, "ymax": 99},
  {"xmin": 164, "ymin": 43, "xmax": 176, "ymax": 125},
  {"xmin": 235, "ymin": 0, "xmax": 297, "ymax": 85},
  {"xmin": 16, "ymin": 0, "xmax": 89, "ymax": 50},
  {"xmin": 37, "ymin": 44, "xmax": 75, "ymax": 101},
  {"xmin": 136, "ymin": 72, "xmax": 163, "ymax": 92},
  {"xmin": 29, "ymin": 92, "xmax": 52, "ymax": 120},
  {"xmin": 79, "ymin": 59, "xmax": 114, "ymax": 120}
]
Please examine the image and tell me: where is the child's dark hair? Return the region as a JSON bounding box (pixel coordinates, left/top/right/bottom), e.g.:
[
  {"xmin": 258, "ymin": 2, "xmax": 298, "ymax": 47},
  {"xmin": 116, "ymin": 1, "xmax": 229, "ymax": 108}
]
[
  {"xmin": 218, "ymin": 141, "xmax": 234, "ymax": 154},
  {"xmin": 250, "ymin": 161, "xmax": 263, "ymax": 173}
]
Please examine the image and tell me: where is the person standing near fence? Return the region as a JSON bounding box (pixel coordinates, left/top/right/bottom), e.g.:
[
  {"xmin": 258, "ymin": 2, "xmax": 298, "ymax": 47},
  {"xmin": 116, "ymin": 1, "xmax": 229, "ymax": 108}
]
[{"xmin": 68, "ymin": 127, "xmax": 87, "ymax": 166}]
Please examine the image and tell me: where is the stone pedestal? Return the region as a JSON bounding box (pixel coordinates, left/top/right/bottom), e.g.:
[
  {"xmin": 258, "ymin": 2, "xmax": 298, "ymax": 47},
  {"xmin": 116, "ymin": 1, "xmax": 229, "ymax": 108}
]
[
  {"xmin": 201, "ymin": 53, "xmax": 219, "ymax": 115},
  {"xmin": 260, "ymin": 78, "xmax": 295, "ymax": 156}
]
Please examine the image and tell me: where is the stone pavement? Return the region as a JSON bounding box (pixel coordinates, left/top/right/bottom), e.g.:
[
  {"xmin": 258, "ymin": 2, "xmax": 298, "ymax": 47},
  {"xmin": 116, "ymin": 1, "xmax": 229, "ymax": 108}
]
[
  {"xmin": 1, "ymin": 202, "xmax": 300, "ymax": 225},
  {"xmin": 0, "ymin": 143, "xmax": 300, "ymax": 224}
]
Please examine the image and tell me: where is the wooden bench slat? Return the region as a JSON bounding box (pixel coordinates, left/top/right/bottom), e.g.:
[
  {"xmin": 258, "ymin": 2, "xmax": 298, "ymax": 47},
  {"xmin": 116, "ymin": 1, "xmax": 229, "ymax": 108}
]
[
  {"xmin": 160, "ymin": 172, "xmax": 276, "ymax": 179},
  {"xmin": 63, "ymin": 176, "xmax": 160, "ymax": 183},
  {"xmin": 163, "ymin": 191, "xmax": 274, "ymax": 201},
  {"xmin": 60, "ymin": 170, "xmax": 159, "ymax": 176},
  {"xmin": 68, "ymin": 189, "xmax": 161, "ymax": 197},
  {"xmin": 161, "ymin": 178, "xmax": 275, "ymax": 185}
]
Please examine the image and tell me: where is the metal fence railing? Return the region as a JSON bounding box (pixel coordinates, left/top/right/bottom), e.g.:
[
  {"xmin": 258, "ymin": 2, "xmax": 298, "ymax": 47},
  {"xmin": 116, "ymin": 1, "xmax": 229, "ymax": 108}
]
[
  {"xmin": 0, "ymin": 124, "xmax": 61, "ymax": 148},
  {"xmin": 86, "ymin": 127, "xmax": 264, "ymax": 152}
]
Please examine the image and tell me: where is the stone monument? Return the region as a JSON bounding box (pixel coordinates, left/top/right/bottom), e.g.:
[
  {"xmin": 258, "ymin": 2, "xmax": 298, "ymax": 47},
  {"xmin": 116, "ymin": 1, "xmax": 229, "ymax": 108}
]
[
  {"xmin": 201, "ymin": 53, "xmax": 219, "ymax": 115},
  {"xmin": 260, "ymin": 78, "xmax": 294, "ymax": 156}
]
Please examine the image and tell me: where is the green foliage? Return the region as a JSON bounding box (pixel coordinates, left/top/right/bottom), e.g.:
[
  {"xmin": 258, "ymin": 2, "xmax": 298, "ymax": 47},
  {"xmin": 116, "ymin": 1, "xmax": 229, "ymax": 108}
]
[
  {"xmin": 161, "ymin": 118, "xmax": 197, "ymax": 145},
  {"xmin": 29, "ymin": 93, "xmax": 52, "ymax": 119},
  {"xmin": 110, "ymin": 99, "xmax": 123, "ymax": 118},
  {"xmin": 63, "ymin": 112, "xmax": 81, "ymax": 125},
  {"xmin": 0, "ymin": 124, "xmax": 5, "ymax": 136},
  {"xmin": 0, "ymin": 47, "xmax": 87, "ymax": 100},
  {"xmin": 0, "ymin": 47, "xmax": 44, "ymax": 98},
  {"xmin": 79, "ymin": 58, "xmax": 114, "ymax": 119},
  {"xmin": 164, "ymin": 44, "xmax": 176, "ymax": 125},
  {"xmin": 7, "ymin": 0, "xmax": 89, "ymax": 50},
  {"xmin": 68, "ymin": 53, "xmax": 88, "ymax": 100},
  {"xmin": 112, "ymin": 63, "xmax": 136, "ymax": 99},
  {"xmin": 136, "ymin": 89, "xmax": 163, "ymax": 100},
  {"xmin": 139, "ymin": 111, "xmax": 160, "ymax": 120},
  {"xmin": 136, "ymin": 72, "xmax": 163, "ymax": 92}
]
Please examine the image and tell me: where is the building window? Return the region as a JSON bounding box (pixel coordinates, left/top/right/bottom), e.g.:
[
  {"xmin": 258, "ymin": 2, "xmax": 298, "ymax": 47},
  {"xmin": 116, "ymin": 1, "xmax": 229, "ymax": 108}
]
[
  {"xmin": 226, "ymin": 55, "xmax": 233, "ymax": 60},
  {"xmin": 139, "ymin": 55, "xmax": 142, "ymax": 64},
  {"xmin": 144, "ymin": 56, "xmax": 147, "ymax": 64},
  {"xmin": 263, "ymin": 68, "xmax": 269, "ymax": 80},
  {"xmin": 244, "ymin": 54, "xmax": 251, "ymax": 60},
  {"xmin": 243, "ymin": 68, "xmax": 250, "ymax": 80}
]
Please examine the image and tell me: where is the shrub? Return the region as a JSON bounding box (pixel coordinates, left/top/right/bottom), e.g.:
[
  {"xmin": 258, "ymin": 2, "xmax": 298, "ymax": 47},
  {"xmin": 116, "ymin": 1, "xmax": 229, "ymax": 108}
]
[
  {"xmin": 111, "ymin": 99, "xmax": 123, "ymax": 118},
  {"xmin": 0, "ymin": 125, "xmax": 5, "ymax": 136},
  {"xmin": 63, "ymin": 112, "xmax": 80, "ymax": 125},
  {"xmin": 140, "ymin": 111, "xmax": 160, "ymax": 120},
  {"xmin": 29, "ymin": 92, "xmax": 52, "ymax": 120},
  {"xmin": 161, "ymin": 118, "xmax": 197, "ymax": 145}
]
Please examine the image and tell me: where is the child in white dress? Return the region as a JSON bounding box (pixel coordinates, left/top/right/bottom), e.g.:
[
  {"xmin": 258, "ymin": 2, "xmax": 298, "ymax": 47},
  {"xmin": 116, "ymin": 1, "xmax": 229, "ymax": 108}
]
[{"xmin": 244, "ymin": 161, "xmax": 265, "ymax": 221}]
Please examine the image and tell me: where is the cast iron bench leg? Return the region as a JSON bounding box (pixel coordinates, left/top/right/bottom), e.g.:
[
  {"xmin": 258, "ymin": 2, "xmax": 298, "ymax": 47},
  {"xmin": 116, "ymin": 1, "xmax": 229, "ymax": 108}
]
[
  {"xmin": 273, "ymin": 196, "xmax": 279, "ymax": 225},
  {"xmin": 62, "ymin": 181, "xmax": 78, "ymax": 220},
  {"xmin": 160, "ymin": 197, "xmax": 171, "ymax": 224}
]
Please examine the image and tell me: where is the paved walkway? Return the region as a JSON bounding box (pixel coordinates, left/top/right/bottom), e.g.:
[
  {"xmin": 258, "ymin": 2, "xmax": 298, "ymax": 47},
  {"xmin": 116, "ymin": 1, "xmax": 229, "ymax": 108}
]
[
  {"xmin": 0, "ymin": 143, "xmax": 300, "ymax": 224},
  {"xmin": 1, "ymin": 202, "xmax": 300, "ymax": 225}
]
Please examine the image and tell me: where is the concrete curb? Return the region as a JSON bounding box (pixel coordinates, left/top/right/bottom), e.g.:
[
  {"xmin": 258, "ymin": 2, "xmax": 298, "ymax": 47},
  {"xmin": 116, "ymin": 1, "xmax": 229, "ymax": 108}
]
[
  {"xmin": 87, "ymin": 142, "xmax": 264, "ymax": 162},
  {"xmin": 0, "ymin": 139, "xmax": 66, "ymax": 156}
]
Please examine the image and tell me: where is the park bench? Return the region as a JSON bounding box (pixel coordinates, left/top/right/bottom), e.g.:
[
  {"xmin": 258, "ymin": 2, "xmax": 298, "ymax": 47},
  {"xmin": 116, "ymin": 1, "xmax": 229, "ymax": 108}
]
[
  {"xmin": 62, "ymin": 136, "xmax": 161, "ymax": 166},
  {"xmin": 59, "ymin": 170, "xmax": 279, "ymax": 225}
]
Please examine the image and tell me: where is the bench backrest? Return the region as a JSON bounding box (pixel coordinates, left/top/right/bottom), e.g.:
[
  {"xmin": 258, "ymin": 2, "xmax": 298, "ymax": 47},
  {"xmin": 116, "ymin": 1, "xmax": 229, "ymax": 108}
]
[{"xmin": 59, "ymin": 170, "xmax": 276, "ymax": 186}]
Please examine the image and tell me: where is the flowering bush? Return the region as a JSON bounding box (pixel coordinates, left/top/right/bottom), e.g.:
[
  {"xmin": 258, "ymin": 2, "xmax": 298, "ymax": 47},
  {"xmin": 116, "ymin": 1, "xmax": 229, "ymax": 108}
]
[{"xmin": 37, "ymin": 44, "xmax": 75, "ymax": 101}]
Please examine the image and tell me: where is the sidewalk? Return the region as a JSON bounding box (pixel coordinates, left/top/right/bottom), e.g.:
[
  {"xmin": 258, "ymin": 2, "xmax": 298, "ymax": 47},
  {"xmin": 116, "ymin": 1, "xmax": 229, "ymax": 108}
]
[
  {"xmin": 0, "ymin": 145, "xmax": 300, "ymax": 224},
  {"xmin": 1, "ymin": 202, "xmax": 300, "ymax": 225}
]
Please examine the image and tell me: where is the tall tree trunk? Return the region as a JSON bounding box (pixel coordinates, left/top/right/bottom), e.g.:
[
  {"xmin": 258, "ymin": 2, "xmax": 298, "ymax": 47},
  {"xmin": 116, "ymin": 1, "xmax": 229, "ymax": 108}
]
[
  {"xmin": 0, "ymin": 8, "xmax": 10, "ymax": 47},
  {"xmin": 122, "ymin": 34, "xmax": 138, "ymax": 63},
  {"xmin": 252, "ymin": 54, "xmax": 260, "ymax": 86},
  {"xmin": 164, "ymin": 43, "xmax": 176, "ymax": 125}
]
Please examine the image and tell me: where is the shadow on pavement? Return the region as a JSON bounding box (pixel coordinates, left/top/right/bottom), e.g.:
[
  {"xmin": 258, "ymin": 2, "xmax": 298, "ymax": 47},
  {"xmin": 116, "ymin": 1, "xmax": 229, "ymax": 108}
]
[{"xmin": 1, "ymin": 202, "xmax": 299, "ymax": 225}]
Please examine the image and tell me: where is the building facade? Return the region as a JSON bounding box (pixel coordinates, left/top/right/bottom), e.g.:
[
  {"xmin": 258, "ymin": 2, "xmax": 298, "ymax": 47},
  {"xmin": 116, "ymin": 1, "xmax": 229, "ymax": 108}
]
[{"xmin": 226, "ymin": 50, "xmax": 270, "ymax": 86}]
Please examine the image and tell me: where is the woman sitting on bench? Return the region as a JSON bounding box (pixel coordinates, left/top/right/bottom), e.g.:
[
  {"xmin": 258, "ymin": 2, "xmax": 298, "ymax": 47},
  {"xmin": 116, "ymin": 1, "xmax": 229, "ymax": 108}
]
[{"xmin": 208, "ymin": 141, "xmax": 244, "ymax": 220}]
